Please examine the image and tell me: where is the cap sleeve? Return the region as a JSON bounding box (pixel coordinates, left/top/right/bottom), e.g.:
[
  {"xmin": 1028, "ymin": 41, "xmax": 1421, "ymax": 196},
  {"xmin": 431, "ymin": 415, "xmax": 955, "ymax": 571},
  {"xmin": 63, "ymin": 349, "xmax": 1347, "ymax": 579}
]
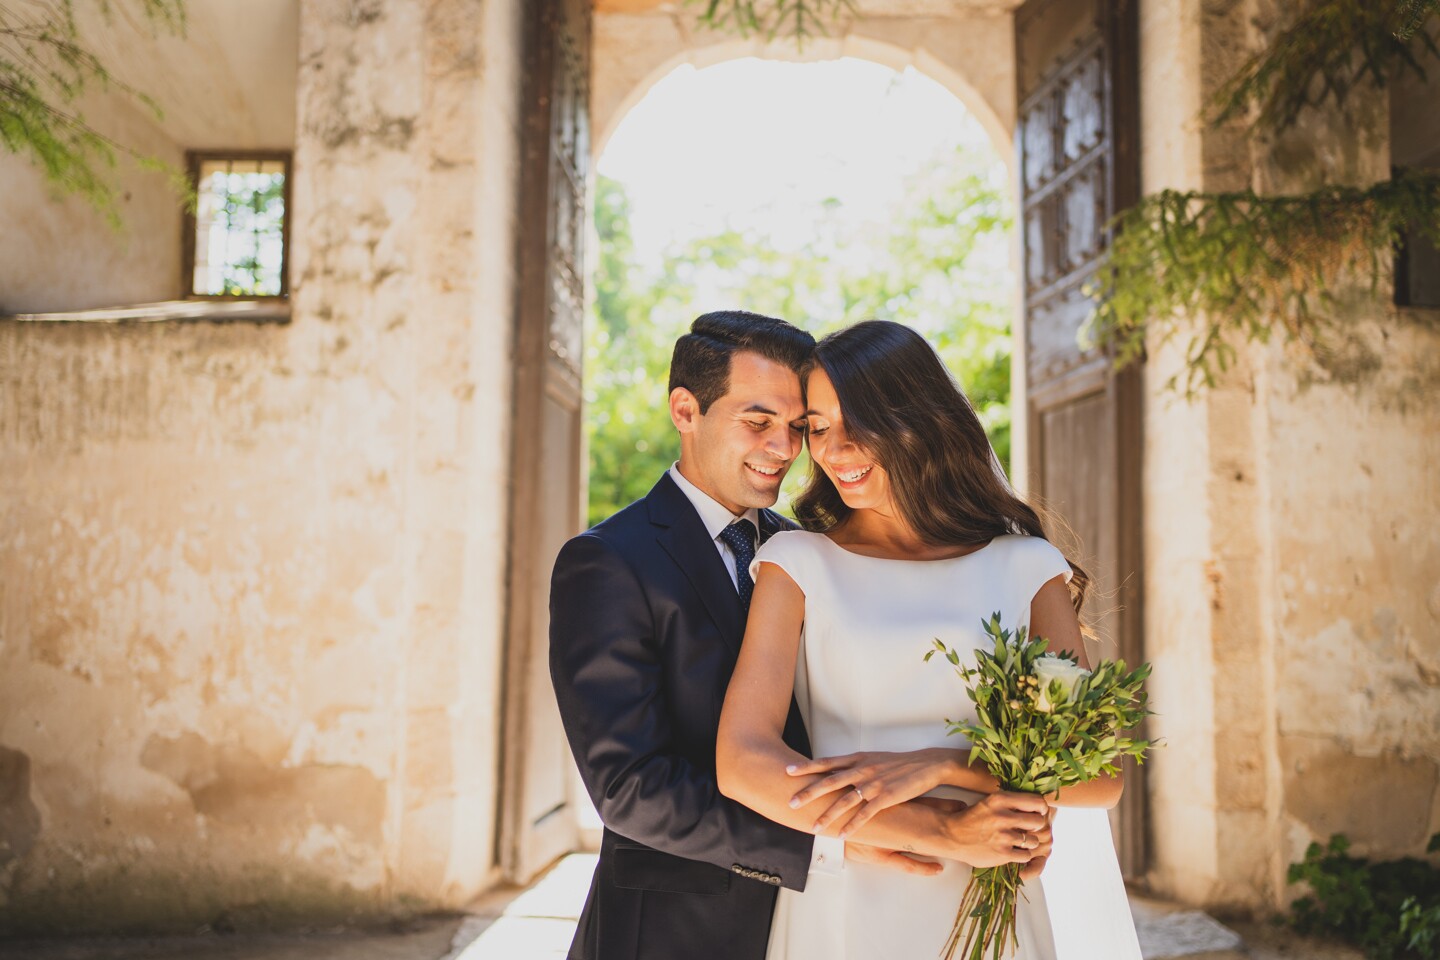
[
  {"xmin": 749, "ymin": 530, "xmax": 813, "ymax": 597},
  {"xmin": 1019, "ymin": 535, "xmax": 1074, "ymax": 598}
]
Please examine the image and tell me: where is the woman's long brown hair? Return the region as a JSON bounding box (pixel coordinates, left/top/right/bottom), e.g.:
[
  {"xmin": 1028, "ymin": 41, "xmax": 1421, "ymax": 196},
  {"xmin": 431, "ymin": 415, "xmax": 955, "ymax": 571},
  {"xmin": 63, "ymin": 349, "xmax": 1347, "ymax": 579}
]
[{"xmin": 793, "ymin": 320, "xmax": 1090, "ymax": 613}]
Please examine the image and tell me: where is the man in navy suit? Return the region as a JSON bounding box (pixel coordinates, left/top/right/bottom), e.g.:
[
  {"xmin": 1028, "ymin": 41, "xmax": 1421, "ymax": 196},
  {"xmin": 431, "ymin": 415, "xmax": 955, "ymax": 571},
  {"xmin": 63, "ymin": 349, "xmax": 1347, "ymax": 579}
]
[{"xmin": 549, "ymin": 311, "xmax": 1021, "ymax": 960}]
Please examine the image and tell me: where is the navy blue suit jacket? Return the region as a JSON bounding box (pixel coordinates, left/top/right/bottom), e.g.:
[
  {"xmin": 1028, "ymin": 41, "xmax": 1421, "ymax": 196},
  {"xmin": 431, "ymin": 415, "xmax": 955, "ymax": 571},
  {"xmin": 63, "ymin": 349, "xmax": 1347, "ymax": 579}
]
[{"xmin": 549, "ymin": 472, "xmax": 814, "ymax": 960}]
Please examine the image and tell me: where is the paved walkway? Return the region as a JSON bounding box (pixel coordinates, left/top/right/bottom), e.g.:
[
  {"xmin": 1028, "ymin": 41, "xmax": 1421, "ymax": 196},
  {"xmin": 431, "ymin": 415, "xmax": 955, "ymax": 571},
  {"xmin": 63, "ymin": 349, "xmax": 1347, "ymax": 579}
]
[{"xmin": 1, "ymin": 853, "xmax": 1362, "ymax": 960}]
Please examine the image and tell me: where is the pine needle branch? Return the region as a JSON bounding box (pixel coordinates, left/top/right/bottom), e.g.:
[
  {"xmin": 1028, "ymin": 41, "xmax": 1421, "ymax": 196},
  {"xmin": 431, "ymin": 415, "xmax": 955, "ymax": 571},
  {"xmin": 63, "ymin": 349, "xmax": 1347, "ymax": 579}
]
[
  {"xmin": 1084, "ymin": 172, "xmax": 1440, "ymax": 396},
  {"xmin": 0, "ymin": 0, "xmax": 186, "ymax": 227},
  {"xmin": 1209, "ymin": 0, "xmax": 1439, "ymax": 134},
  {"xmin": 687, "ymin": 0, "xmax": 857, "ymax": 46}
]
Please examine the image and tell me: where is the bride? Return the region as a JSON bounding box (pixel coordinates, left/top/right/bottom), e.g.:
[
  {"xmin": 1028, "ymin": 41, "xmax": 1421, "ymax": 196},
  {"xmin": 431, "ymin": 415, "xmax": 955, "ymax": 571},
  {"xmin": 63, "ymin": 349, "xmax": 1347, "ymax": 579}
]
[{"xmin": 715, "ymin": 321, "xmax": 1141, "ymax": 960}]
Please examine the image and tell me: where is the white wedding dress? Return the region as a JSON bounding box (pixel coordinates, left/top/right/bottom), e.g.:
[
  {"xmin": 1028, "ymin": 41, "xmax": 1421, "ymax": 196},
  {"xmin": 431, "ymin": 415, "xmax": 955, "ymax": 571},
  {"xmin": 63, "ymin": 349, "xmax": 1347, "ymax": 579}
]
[{"xmin": 751, "ymin": 531, "xmax": 1142, "ymax": 960}]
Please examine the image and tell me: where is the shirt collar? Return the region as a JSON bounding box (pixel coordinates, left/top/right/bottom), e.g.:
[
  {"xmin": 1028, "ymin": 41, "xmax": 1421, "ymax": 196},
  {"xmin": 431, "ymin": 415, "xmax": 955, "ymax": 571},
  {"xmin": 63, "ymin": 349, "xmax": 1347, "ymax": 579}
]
[{"xmin": 667, "ymin": 462, "xmax": 760, "ymax": 543}]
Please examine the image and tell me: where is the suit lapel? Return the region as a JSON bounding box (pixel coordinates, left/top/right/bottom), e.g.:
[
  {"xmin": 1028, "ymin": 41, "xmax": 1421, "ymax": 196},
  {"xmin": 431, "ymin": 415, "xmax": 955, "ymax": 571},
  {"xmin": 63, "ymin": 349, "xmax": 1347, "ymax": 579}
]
[
  {"xmin": 757, "ymin": 508, "xmax": 790, "ymax": 545},
  {"xmin": 648, "ymin": 474, "xmax": 745, "ymax": 650}
]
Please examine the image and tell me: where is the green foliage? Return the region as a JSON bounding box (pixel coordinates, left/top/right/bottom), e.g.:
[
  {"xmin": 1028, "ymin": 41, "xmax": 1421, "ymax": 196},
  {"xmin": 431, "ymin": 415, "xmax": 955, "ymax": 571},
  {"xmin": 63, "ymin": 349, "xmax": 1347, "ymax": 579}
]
[
  {"xmin": 688, "ymin": 0, "xmax": 857, "ymax": 44},
  {"xmin": 1286, "ymin": 833, "xmax": 1440, "ymax": 960},
  {"xmin": 1087, "ymin": 0, "xmax": 1440, "ymax": 396},
  {"xmin": 1399, "ymin": 1, "xmax": 1440, "ymax": 40},
  {"xmin": 586, "ymin": 150, "xmax": 1014, "ymax": 527},
  {"xmin": 0, "ymin": 0, "xmax": 187, "ymax": 228},
  {"xmin": 1086, "ymin": 171, "xmax": 1440, "ymax": 395},
  {"xmin": 925, "ymin": 615, "xmax": 1153, "ymax": 960},
  {"xmin": 585, "ymin": 176, "xmax": 685, "ymax": 527},
  {"xmin": 927, "ymin": 615, "xmax": 1152, "ymax": 802},
  {"xmin": 1209, "ymin": 0, "xmax": 1439, "ymax": 134}
]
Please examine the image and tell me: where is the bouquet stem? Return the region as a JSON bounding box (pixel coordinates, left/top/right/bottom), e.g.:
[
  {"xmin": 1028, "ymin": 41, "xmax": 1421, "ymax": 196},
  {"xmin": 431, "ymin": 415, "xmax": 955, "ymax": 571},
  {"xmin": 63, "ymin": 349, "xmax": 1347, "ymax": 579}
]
[{"xmin": 942, "ymin": 862, "xmax": 1025, "ymax": 960}]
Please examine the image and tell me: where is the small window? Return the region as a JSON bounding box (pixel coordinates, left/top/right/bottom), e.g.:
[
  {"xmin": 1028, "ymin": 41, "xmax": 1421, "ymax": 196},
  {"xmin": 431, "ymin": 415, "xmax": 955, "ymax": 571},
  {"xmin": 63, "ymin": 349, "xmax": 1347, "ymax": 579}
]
[
  {"xmin": 184, "ymin": 151, "xmax": 291, "ymax": 299},
  {"xmin": 1391, "ymin": 65, "xmax": 1439, "ymax": 309}
]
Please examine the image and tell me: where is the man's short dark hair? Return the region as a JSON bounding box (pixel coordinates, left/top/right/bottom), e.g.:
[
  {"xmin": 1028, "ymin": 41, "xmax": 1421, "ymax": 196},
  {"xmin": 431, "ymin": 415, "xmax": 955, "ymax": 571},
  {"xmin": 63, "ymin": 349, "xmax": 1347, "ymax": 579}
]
[{"xmin": 668, "ymin": 311, "xmax": 816, "ymax": 413}]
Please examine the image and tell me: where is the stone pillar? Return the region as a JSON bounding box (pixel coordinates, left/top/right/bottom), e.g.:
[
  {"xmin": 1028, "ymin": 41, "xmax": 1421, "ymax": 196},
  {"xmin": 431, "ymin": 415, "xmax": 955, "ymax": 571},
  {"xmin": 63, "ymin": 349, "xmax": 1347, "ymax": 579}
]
[{"xmin": 292, "ymin": 0, "xmax": 523, "ymax": 905}]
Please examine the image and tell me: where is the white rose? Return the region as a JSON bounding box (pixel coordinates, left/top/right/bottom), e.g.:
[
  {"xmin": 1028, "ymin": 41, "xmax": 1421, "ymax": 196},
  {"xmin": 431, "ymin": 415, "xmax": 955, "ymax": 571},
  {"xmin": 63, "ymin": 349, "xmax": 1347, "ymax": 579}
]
[{"xmin": 1033, "ymin": 655, "xmax": 1090, "ymax": 713}]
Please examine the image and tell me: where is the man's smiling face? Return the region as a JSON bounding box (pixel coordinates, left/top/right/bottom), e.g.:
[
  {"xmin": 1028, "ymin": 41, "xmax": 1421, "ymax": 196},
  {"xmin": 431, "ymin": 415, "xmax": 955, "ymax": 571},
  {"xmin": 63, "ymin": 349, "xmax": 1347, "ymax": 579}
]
[{"xmin": 674, "ymin": 350, "xmax": 807, "ymax": 514}]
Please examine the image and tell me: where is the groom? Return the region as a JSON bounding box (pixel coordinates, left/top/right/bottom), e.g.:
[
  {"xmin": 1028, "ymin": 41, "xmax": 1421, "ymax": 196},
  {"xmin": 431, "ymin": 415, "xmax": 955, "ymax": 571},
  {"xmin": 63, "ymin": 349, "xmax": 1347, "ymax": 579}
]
[
  {"xmin": 549, "ymin": 311, "xmax": 1044, "ymax": 960},
  {"xmin": 551, "ymin": 311, "xmax": 819, "ymax": 960}
]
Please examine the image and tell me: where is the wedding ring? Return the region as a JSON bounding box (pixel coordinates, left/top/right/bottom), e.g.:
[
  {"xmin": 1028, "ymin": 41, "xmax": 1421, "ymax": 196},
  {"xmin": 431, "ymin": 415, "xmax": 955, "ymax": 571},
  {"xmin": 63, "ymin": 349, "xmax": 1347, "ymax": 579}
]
[{"xmin": 853, "ymin": 786, "xmax": 865, "ymax": 802}]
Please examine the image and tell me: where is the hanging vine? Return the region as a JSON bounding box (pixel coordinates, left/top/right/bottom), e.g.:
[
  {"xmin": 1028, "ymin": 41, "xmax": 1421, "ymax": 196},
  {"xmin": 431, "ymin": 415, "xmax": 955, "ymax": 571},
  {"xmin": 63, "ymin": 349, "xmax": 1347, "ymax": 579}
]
[
  {"xmin": 1399, "ymin": 0, "xmax": 1440, "ymax": 40},
  {"xmin": 1208, "ymin": 0, "xmax": 1439, "ymax": 133},
  {"xmin": 1086, "ymin": 173, "xmax": 1440, "ymax": 395},
  {"xmin": 688, "ymin": 0, "xmax": 856, "ymax": 44},
  {"xmin": 1089, "ymin": 0, "xmax": 1440, "ymax": 393}
]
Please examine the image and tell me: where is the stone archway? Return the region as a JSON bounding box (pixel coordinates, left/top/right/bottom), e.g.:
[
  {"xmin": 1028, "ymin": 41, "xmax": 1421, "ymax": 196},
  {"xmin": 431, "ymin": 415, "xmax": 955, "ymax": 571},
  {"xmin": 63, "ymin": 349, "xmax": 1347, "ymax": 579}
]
[{"xmin": 592, "ymin": 5, "xmax": 1022, "ymax": 163}]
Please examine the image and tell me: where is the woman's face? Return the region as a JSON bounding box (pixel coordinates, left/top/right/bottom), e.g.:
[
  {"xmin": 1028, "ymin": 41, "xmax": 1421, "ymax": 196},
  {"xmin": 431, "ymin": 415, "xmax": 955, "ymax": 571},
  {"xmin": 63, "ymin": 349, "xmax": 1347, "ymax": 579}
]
[{"xmin": 804, "ymin": 367, "xmax": 894, "ymax": 514}]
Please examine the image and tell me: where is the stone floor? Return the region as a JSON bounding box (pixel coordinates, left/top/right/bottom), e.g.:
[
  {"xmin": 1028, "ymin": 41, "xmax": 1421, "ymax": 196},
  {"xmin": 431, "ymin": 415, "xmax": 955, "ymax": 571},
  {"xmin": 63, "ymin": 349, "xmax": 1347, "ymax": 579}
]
[{"xmin": 0, "ymin": 854, "xmax": 1364, "ymax": 960}]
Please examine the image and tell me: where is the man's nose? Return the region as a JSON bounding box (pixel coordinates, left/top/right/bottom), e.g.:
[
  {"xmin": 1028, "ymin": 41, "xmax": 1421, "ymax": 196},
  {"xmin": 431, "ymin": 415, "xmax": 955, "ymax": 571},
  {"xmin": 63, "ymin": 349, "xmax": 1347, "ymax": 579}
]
[{"xmin": 765, "ymin": 424, "xmax": 796, "ymax": 460}]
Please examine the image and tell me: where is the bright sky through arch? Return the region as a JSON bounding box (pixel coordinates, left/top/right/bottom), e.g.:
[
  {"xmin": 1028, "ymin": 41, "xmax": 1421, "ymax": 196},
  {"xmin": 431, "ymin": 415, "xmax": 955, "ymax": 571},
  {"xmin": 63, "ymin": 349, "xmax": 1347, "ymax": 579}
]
[{"xmin": 597, "ymin": 57, "xmax": 999, "ymax": 275}]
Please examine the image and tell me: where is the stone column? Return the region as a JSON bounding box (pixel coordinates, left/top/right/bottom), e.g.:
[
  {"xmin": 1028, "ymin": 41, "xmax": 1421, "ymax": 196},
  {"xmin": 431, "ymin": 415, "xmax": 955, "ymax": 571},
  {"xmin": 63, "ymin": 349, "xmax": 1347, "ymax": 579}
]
[{"xmin": 292, "ymin": 0, "xmax": 524, "ymax": 906}]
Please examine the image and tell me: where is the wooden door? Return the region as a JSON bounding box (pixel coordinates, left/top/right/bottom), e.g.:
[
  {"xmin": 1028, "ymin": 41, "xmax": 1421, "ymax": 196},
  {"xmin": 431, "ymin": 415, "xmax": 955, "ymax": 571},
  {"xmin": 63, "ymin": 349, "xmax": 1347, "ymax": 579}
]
[
  {"xmin": 499, "ymin": 0, "xmax": 591, "ymax": 885},
  {"xmin": 1015, "ymin": 0, "xmax": 1147, "ymax": 879}
]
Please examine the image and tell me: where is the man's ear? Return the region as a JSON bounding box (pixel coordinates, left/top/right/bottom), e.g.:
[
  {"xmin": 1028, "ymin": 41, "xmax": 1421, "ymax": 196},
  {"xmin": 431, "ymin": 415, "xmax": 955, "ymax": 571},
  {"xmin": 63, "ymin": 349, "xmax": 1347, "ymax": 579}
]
[{"xmin": 670, "ymin": 387, "xmax": 701, "ymax": 434}]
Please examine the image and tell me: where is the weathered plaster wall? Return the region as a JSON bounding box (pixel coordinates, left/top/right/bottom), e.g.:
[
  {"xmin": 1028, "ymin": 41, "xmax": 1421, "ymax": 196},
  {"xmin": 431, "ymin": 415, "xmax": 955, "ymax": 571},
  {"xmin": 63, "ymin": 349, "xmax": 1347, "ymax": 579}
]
[
  {"xmin": 1139, "ymin": 0, "xmax": 1440, "ymax": 913},
  {"xmin": 1257, "ymin": 63, "xmax": 1440, "ymax": 903},
  {"xmin": 0, "ymin": 0, "xmax": 524, "ymax": 934},
  {"xmin": 0, "ymin": 0, "xmax": 301, "ymax": 313}
]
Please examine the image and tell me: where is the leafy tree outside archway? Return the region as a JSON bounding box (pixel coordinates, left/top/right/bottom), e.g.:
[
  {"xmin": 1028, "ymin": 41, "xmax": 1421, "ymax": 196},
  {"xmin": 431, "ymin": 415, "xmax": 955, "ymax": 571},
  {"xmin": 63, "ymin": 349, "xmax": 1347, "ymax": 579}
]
[{"xmin": 586, "ymin": 143, "xmax": 1014, "ymax": 527}]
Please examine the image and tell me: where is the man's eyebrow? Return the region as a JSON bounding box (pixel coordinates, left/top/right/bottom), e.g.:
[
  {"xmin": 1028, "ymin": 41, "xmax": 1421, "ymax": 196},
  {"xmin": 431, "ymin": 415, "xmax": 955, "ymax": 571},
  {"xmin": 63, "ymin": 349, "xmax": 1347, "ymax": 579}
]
[{"xmin": 739, "ymin": 404, "xmax": 780, "ymax": 416}]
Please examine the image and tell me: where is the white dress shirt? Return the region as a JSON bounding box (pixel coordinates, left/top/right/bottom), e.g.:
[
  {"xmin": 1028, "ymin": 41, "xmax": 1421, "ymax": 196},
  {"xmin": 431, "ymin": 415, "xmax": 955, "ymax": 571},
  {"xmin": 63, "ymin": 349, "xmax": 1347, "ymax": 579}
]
[{"xmin": 666, "ymin": 463, "xmax": 844, "ymax": 877}]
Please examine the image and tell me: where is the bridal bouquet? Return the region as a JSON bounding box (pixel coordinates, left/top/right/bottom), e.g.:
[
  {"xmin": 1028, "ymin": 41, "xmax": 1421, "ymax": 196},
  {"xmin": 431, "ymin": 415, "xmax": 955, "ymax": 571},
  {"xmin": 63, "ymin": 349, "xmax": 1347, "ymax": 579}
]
[{"xmin": 924, "ymin": 613, "xmax": 1153, "ymax": 960}]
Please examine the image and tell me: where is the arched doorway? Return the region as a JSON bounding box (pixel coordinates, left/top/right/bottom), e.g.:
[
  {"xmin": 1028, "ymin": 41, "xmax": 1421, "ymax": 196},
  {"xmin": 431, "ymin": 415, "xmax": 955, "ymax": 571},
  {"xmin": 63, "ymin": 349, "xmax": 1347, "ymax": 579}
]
[{"xmin": 500, "ymin": 0, "xmax": 1145, "ymax": 887}]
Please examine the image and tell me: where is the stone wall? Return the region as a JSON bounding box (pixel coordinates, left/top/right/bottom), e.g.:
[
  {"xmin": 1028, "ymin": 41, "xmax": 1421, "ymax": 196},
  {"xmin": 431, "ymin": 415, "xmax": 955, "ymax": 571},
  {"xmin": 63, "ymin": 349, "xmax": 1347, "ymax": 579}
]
[
  {"xmin": 1138, "ymin": 0, "xmax": 1440, "ymax": 913},
  {"xmin": 0, "ymin": 0, "xmax": 524, "ymax": 934}
]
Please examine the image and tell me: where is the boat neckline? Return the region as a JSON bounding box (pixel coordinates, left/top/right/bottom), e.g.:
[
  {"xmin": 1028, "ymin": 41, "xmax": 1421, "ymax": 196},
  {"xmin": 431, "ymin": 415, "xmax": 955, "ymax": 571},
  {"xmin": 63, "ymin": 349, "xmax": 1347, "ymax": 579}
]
[{"xmin": 811, "ymin": 531, "xmax": 1002, "ymax": 563}]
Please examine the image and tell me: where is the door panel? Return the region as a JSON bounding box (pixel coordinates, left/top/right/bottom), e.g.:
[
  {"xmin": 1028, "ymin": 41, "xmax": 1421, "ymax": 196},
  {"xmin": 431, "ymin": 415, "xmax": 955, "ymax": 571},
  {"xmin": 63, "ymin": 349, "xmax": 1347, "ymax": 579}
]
[
  {"xmin": 1016, "ymin": 0, "xmax": 1147, "ymax": 880},
  {"xmin": 500, "ymin": 0, "xmax": 591, "ymax": 885}
]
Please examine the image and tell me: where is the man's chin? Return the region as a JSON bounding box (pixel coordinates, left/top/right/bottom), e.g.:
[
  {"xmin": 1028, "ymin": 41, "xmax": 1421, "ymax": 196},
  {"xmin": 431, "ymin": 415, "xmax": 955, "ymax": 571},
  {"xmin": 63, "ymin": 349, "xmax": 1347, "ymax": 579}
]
[{"xmin": 739, "ymin": 478, "xmax": 785, "ymax": 509}]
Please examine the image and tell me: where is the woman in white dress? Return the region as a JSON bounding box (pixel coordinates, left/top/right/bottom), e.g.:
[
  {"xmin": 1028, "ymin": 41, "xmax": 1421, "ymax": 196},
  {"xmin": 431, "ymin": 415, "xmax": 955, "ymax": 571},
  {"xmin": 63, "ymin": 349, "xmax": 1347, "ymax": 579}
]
[{"xmin": 715, "ymin": 321, "xmax": 1141, "ymax": 960}]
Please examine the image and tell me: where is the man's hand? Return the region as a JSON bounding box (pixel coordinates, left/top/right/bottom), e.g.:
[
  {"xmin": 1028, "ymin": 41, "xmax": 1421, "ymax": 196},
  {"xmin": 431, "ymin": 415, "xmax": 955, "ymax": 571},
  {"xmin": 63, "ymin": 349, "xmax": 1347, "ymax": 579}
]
[
  {"xmin": 942, "ymin": 791, "xmax": 1052, "ymax": 869},
  {"xmin": 845, "ymin": 840, "xmax": 944, "ymax": 876}
]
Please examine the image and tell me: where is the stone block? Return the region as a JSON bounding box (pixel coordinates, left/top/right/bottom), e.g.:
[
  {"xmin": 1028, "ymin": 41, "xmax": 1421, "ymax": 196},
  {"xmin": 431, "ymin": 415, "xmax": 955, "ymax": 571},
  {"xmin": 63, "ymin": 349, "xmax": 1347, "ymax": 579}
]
[{"xmin": 1280, "ymin": 737, "xmax": 1438, "ymax": 853}]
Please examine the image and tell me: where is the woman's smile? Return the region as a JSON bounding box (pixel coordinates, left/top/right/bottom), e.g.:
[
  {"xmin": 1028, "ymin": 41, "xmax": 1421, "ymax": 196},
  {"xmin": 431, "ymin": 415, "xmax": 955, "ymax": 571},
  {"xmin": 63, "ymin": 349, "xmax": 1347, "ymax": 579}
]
[{"xmin": 832, "ymin": 463, "xmax": 873, "ymax": 489}]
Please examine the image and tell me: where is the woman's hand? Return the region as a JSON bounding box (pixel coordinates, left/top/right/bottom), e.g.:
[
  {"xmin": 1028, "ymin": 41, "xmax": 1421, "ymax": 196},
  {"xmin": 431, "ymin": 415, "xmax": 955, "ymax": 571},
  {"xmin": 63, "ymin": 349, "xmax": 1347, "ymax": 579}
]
[
  {"xmin": 784, "ymin": 748, "xmax": 979, "ymax": 837},
  {"xmin": 946, "ymin": 792, "xmax": 1053, "ymax": 869},
  {"xmin": 1017, "ymin": 805, "xmax": 1056, "ymax": 881}
]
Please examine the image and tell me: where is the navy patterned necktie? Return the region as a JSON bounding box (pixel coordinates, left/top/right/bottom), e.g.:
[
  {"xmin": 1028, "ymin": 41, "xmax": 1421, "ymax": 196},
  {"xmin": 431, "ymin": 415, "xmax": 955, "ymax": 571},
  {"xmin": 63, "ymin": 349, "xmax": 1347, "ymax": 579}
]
[{"xmin": 718, "ymin": 519, "xmax": 759, "ymax": 612}]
